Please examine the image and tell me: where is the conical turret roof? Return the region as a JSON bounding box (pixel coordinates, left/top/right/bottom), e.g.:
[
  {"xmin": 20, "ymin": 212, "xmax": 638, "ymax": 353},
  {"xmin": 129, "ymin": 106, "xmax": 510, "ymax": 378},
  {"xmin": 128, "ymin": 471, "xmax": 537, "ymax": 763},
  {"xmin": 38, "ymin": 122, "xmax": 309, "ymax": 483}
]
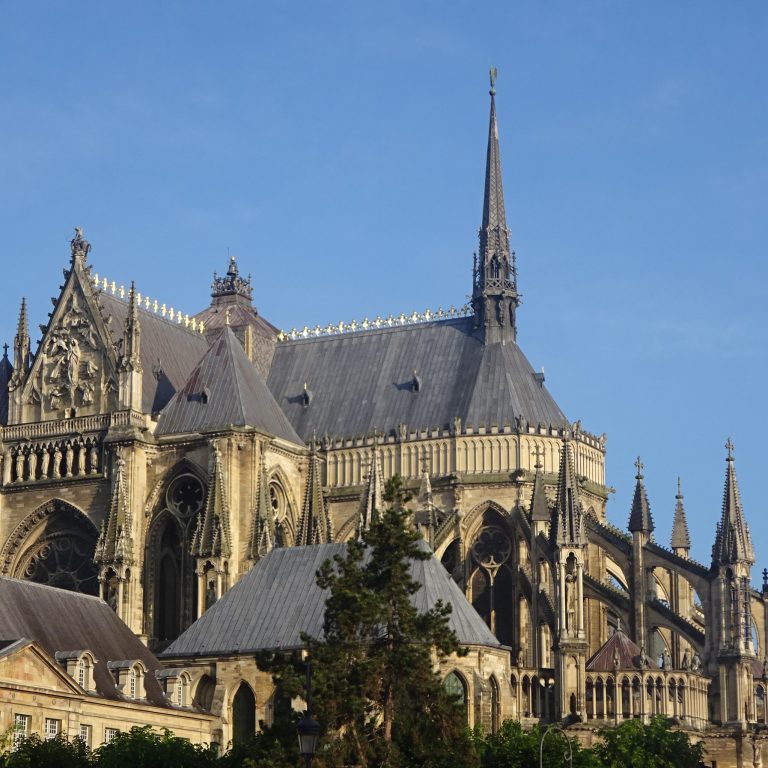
[{"xmin": 157, "ymin": 326, "xmax": 301, "ymax": 444}]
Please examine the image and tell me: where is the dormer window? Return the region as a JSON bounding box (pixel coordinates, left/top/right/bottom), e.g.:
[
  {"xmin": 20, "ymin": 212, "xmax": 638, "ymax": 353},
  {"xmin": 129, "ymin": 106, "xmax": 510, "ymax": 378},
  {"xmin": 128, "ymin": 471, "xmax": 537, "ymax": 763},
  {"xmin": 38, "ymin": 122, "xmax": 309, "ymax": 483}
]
[
  {"xmin": 155, "ymin": 668, "xmax": 192, "ymax": 707},
  {"xmin": 56, "ymin": 650, "xmax": 96, "ymax": 692},
  {"xmin": 108, "ymin": 660, "xmax": 148, "ymax": 700}
]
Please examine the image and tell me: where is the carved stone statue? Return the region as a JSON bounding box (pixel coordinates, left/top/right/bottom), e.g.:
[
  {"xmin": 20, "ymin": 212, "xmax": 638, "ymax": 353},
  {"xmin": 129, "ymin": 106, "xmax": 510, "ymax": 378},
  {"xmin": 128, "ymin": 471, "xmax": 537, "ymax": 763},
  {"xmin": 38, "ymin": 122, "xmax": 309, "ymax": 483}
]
[
  {"xmin": 52, "ymin": 445, "xmax": 61, "ymax": 478},
  {"xmin": 205, "ymin": 580, "xmax": 217, "ymax": 610},
  {"xmin": 70, "ymin": 228, "xmax": 91, "ymax": 260},
  {"xmin": 15, "ymin": 450, "xmax": 24, "ymax": 482},
  {"xmin": 661, "ymin": 647, "xmax": 672, "ymax": 670},
  {"xmin": 691, "ymin": 652, "xmax": 702, "ymax": 672},
  {"xmin": 27, "ymin": 449, "xmax": 37, "ymax": 481},
  {"xmin": 79, "ymin": 379, "xmax": 94, "ymax": 405},
  {"xmin": 65, "ymin": 443, "xmax": 74, "ymax": 477},
  {"xmin": 681, "ymin": 649, "xmax": 690, "ymax": 670},
  {"xmin": 40, "ymin": 446, "xmax": 50, "ymax": 478},
  {"xmin": 90, "ymin": 444, "xmax": 99, "ymax": 474}
]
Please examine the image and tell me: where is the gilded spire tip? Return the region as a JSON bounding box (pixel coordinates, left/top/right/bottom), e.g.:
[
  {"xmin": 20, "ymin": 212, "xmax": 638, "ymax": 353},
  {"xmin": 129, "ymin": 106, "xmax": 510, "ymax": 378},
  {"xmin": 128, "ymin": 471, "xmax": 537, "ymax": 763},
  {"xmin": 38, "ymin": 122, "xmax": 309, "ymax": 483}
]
[{"xmin": 489, "ymin": 66, "xmax": 498, "ymax": 96}]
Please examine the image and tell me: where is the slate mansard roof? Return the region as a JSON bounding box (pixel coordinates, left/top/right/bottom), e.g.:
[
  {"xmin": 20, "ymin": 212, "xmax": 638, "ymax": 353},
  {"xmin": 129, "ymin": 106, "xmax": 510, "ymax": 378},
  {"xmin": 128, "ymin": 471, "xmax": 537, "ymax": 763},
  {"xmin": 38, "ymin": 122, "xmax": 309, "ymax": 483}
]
[
  {"xmin": 162, "ymin": 542, "xmax": 501, "ymax": 658},
  {"xmin": 0, "ymin": 577, "xmax": 172, "ymax": 706},
  {"xmin": 266, "ymin": 316, "xmax": 566, "ymax": 442}
]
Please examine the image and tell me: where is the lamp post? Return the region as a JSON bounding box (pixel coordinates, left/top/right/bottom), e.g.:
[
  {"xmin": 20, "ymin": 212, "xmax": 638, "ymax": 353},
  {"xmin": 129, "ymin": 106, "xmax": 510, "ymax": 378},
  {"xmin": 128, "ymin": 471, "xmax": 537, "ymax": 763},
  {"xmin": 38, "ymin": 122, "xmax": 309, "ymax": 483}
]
[
  {"xmin": 296, "ymin": 659, "xmax": 320, "ymax": 768},
  {"xmin": 539, "ymin": 723, "xmax": 573, "ymax": 768}
]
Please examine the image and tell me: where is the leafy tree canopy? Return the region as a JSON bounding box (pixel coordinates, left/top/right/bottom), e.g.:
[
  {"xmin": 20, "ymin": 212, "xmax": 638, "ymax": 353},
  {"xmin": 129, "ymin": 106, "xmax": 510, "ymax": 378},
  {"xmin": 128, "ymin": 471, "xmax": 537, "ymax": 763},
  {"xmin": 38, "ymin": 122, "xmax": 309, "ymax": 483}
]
[{"xmin": 593, "ymin": 717, "xmax": 704, "ymax": 768}]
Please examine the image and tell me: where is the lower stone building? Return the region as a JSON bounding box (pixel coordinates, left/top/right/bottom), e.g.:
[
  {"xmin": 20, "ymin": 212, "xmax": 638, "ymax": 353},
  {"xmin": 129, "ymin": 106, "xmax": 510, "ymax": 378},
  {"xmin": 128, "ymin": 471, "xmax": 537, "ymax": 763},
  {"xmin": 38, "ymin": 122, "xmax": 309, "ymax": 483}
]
[
  {"xmin": 160, "ymin": 542, "xmax": 513, "ymax": 746},
  {"xmin": 0, "ymin": 577, "xmax": 214, "ymax": 748}
]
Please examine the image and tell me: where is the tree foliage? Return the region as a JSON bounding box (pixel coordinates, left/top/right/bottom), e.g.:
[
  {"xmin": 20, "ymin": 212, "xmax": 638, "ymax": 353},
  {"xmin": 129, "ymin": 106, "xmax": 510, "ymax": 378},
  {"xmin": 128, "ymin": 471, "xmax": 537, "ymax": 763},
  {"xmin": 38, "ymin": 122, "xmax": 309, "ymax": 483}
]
[
  {"xmin": 0, "ymin": 734, "xmax": 90, "ymax": 768},
  {"xmin": 474, "ymin": 721, "xmax": 598, "ymax": 768},
  {"xmin": 92, "ymin": 726, "xmax": 218, "ymax": 768},
  {"xmin": 593, "ymin": 717, "xmax": 704, "ymax": 768},
  {"xmin": 259, "ymin": 482, "xmax": 477, "ymax": 768}
]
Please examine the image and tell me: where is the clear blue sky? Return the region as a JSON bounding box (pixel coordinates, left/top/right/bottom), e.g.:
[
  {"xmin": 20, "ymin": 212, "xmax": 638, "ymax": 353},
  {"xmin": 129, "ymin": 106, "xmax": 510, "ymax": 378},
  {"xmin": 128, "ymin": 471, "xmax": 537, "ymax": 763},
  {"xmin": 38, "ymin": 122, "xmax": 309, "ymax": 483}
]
[{"xmin": 1, "ymin": 2, "xmax": 766, "ymax": 568}]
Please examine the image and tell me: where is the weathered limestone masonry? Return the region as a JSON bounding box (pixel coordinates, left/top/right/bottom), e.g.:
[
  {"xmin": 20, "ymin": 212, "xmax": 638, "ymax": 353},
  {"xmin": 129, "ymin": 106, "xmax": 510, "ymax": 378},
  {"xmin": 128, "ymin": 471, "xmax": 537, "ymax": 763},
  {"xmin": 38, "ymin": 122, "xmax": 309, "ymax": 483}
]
[{"xmin": 0, "ymin": 77, "xmax": 766, "ymax": 766}]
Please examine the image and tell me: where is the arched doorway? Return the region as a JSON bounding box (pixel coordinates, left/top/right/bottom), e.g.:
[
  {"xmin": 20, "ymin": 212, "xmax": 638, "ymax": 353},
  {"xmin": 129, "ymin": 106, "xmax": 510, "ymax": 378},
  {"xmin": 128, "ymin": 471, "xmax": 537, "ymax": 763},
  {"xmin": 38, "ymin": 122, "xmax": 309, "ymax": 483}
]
[
  {"xmin": 7, "ymin": 500, "xmax": 98, "ymax": 595},
  {"xmin": 232, "ymin": 683, "xmax": 256, "ymax": 744}
]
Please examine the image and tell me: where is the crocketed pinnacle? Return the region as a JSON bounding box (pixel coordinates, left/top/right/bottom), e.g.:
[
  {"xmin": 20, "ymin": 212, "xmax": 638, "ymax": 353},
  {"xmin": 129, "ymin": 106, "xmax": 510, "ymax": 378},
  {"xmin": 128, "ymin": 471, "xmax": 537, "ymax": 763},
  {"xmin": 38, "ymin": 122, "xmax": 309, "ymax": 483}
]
[
  {"xmin": 357, "ymin": 448, "xmax": 384, "ymax": 538},
  {"xmin": 120, "ymin": 282, "xmax": 142, "ymax": 370},
  {"xmin": 713, "ymin": 439, "xmax": 755, "ymax": 566},
  {"xmin": 670, "ymin": 477, "xmax": 691, "ymax": 551},
  {"xmin": 296, "ymin": 447, "xmax": 332, "ymax": 546},
  {"xmin": 12, "ymin": 297, "xmax": 30, "ymax": 377},
  {"xmin": 191, "ymin": 441, "xmax": 232, "ymax": 559},
  {"xmin": 530, "ymin": 450, "xmax": 550, "ymax": 523},
  {"xmin": 249, "ymin": 452, "xmax": 275, "ymax": 559},
  {"xmin": 552, "ymin": 438, "xmax": 587, "ymax": 547},
  {"xmin": 628, "ymin": 457, "xmax": 654, "ymax": 535},
  {"xmin": 95, "ymin": 451, "xmax": 133, "ymax": 565}
]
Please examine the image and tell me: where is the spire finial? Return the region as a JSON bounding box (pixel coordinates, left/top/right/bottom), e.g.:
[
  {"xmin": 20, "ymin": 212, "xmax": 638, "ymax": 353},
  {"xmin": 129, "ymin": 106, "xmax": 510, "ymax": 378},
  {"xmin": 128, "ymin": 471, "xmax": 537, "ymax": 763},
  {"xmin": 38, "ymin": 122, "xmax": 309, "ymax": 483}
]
[
  {"xmin": 634, "ymin": 456, "xmax": 644, "ymax": 480},
  {"xmin": 2, "ymin": 343, "xmax": 8, "ymax": 359},
  {"xmin": 489, "ymin": 66, "xmax": 498, "ymax": 96},
  {"xmin": 532, "ymin": 445, "xmax": 544, "ymax": 471},
  {"xmin": 676, "ymin": 476, "xmax": 682, "ymax": 498},
  {"xmin": 726, "ymin": 437, "xmax": 735, "ymax": 461}
]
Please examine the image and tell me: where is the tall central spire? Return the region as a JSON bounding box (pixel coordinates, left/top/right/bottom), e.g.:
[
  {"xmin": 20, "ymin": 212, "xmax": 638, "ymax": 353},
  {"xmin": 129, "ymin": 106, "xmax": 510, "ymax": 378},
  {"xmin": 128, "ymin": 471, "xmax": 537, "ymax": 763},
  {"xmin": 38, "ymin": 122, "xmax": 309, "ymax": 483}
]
[{"xmin": 472, "ymin": 68, "xmax": 519, "ymax": 344}]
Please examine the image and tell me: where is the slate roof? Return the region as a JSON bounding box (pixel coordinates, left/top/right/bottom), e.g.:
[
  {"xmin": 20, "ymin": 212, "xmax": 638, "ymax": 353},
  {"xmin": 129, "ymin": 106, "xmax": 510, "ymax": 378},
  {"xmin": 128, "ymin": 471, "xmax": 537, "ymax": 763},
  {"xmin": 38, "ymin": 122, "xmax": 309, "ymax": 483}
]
[
  {"xmin": 162, "ymin": 541, "xmax": 501, "ymax": 658},
  {"xmin": 267, "ymin": 317, "xmax": 566, "ymax": 441},
  {"xmin": 0, "ymin": 577, "xmax": 171, "ymax": 706},
  {"xmin": 100, "ymin": 292, "xmax": 208, "ymax": 415},
  {"xmin": 586, "ymin": 628, "xmax": 659, "ymax": 672},
  {"xmin": 156, "ymin": 326, "xmax": 302, "ymax": 444}
]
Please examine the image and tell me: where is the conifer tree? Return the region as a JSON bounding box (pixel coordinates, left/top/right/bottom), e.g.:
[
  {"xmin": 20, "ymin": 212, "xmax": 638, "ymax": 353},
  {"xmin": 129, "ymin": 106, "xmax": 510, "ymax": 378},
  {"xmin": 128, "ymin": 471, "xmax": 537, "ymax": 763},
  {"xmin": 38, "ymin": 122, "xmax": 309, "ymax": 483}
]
[{"xmin": 260, "ymin": 478, "xmax": 476, "ymax": 768}]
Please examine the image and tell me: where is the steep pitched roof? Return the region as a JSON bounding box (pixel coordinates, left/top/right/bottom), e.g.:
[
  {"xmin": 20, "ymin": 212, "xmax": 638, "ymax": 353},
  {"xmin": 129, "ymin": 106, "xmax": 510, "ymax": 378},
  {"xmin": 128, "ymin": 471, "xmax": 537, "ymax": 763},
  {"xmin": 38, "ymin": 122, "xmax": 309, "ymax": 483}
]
[
  {"xmin": 0, "ymin": 577, "xmax": 171, "ymax": 706},
  {"xmin": 670, "ymin": 477, "xmax": 691, "ymax": 551},
  {"xmin": 162, "ymin": 542, "xmax": 501, "ymax": 658},
  {"xmin": 100, "ymin": 292, "xmax": 208, "ymax": 414},
  {"xmin": 586, "ymin": 628, "xmax": 659, "ymax": 672},
  {"xmin": 713, "ymin": 440, "xmax": 754, "ymax": 566},
  {"xmin": 156, "ymin": 326, "xmax": 302, "ymax": 443},
  {"xmin": 267, "ymin": 317, "xmax": 566, "ymax": 441}
]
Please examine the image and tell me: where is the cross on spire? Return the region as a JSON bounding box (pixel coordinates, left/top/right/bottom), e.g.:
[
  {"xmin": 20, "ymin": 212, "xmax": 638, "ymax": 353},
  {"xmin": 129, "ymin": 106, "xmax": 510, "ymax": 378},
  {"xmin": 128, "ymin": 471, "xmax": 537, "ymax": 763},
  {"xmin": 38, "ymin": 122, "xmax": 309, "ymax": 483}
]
[
  {"xmin": 532, "ymin": 445, "xmax": 544, "ymax": 470},
  {"xmin": 725, "ymin": 437, "xmax": 734, "ymax": 461},
  {"xmin": 634, "ymin": 456, "xmax": 644, "ymax": 479}
]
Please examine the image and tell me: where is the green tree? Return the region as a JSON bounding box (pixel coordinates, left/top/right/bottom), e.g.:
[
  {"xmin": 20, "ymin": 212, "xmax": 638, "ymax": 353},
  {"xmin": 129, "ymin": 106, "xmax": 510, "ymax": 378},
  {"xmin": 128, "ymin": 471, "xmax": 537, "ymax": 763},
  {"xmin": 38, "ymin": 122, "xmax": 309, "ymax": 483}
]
[
  {"xmin": 0, "ymin": 734, "xmax": 91, "ymax": 768},
  {"xmin": 92, "ymin": 726, "xmax": 217, "ymax": 768},
  {"xmin": 593, "ymin": 717, "xmax": 704, "ymax": 768},
  {"xmin": 262, "ymin": 480, "xmax": 477, "ymax": 768},
  {"xmin": 475, "ymin": 721, "xmax": 597, "ymax": 768}
]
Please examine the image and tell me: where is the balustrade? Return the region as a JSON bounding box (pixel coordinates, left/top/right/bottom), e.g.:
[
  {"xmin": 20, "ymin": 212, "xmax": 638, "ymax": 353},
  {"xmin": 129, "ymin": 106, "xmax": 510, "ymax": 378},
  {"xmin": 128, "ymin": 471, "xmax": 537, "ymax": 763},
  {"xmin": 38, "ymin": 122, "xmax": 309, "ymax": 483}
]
[{"xmin": 5, "ymin": 438, "xmax": 102, "ymax": 484}]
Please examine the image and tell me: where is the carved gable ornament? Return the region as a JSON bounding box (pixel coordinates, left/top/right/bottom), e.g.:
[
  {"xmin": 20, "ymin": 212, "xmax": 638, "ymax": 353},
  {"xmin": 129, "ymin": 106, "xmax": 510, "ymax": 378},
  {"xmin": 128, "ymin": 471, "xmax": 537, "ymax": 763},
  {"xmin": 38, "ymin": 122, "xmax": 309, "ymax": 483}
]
[{"xmin": 22, "ymin": 281, "xmax": 118, "ymax": 421}]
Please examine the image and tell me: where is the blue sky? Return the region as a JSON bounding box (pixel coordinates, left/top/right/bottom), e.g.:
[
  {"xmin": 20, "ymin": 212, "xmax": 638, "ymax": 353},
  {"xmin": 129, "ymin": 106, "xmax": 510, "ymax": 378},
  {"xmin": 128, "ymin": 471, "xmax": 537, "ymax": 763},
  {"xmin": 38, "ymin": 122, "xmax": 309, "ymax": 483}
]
[{"xmin": 1, "ymin": 2, "xmax": 766, "ymax": 567}]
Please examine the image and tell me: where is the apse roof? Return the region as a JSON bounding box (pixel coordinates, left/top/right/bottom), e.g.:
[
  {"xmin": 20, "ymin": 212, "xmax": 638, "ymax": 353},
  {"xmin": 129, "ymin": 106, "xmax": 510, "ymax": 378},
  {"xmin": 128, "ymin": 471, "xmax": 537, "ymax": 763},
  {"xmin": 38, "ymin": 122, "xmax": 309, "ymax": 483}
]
[
  {"xmin": 162, "ymin": 541, "xmax": 501, "ymax": 658},
  {"xmin": 586, "ymin": 628, "xmax": 659, "ymax": 672},
  {"xmin": 267, "ymin": 316, "xmax": 566, "ymax": 441}
]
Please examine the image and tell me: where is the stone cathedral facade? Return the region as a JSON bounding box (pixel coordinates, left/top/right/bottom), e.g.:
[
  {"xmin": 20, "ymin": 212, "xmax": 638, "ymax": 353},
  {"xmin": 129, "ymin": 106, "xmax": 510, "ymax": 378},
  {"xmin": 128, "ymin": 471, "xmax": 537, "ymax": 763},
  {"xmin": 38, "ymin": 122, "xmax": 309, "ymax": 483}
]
[{"xmin": 0, "ymin": 82, "xmax": 766, "ymax": 755}]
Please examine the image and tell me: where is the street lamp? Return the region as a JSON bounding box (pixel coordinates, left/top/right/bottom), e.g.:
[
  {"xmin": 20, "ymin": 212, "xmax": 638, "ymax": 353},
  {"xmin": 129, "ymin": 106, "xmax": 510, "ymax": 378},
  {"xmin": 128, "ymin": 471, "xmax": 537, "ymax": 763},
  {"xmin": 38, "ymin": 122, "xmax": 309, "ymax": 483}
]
[
  {"xmin": 539, "ymin": 723, "xmax": 573, "ymax": 768},
  {"xmin": 296, "ymin": 711, "xmax": 320, "ymax": 768},
  {"xmin": 296, "ymin": 658, "xmax": 320, "ymax": 768}
]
